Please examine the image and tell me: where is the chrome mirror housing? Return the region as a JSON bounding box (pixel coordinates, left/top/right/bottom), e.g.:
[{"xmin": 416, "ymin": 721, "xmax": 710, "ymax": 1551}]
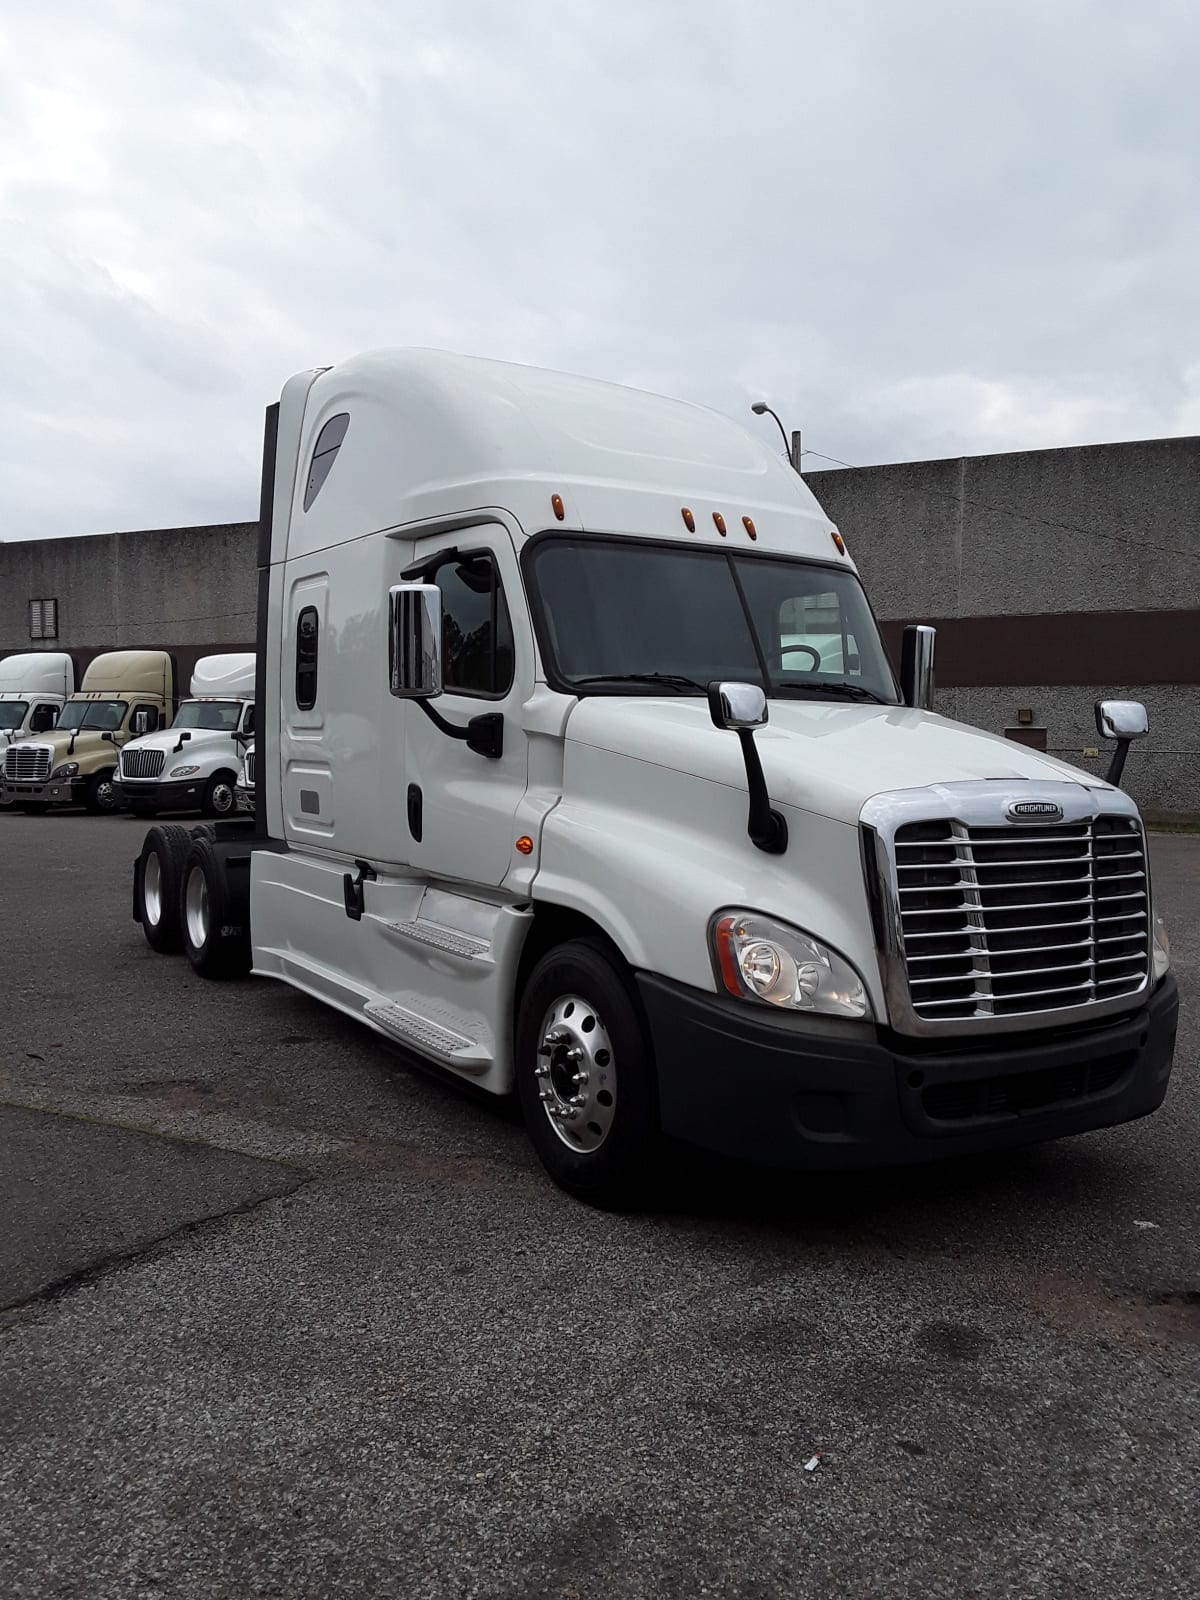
[
  {"xmin": 900, "ymin": 624, "xmax": 936, "ymax": 710},
  {"xmin": 388, "ymin": 584, "xmax": 443, "ymax": 700},
  {"xmin": 1095, "ymin": 700, "xmax": 1148, "ymax": 741},
  {"xmin": 708, "ymin": 681, "xmax": 768, "ymax": 731}
]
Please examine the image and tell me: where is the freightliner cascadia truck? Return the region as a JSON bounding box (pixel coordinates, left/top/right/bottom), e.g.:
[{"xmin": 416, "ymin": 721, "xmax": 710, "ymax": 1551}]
[
  {"xmin": 128, "ymin": 350, "xmax": 1177, "ymax": 1204},
  {"xmin": 5, "ymin": 650, "xmax": 174, "ymax": 814}
]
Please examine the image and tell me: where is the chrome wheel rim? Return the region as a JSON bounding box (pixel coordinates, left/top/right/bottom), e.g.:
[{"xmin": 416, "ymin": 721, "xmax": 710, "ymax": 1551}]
[
  {"xmin": 535, "ymin": 995, "xmax": 616, "ymax": 1152},
  {"xmin": 211, "ymin": 783, "xmax": 234, "ymax": 814},
  {"xmin": 184, "ymin": 864, "xmax": 209, "ymax": 950},
  {"xmin": 96, "ymin": 779, "xmax": 117, "ymax": 810},
  {"xmin": 144, "ymin": 852, "xmax": 162, "ymax": 926}
]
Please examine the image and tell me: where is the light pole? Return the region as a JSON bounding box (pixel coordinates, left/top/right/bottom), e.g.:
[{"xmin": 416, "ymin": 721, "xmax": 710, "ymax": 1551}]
[{"xmin": 750, "ymin": 401, "xmax": 802, "ymax": 473}]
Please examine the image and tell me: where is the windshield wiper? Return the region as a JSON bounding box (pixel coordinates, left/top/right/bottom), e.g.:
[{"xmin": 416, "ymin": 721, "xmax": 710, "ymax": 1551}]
[
  {"xmin": 787, "ymin": 681, "xmax": 890, "ymax": 704},
  {"xmin": 569, "ymin": 672, "xmax": 709, "ymax": 694}
]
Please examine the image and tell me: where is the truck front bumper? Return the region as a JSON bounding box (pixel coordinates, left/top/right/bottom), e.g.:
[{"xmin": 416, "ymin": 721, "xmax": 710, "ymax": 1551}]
[
  {"xmin": 114, "ymin": 777, "xmax": 206, "ymax": 812},
  {"xmin": 0, "ymin": 778, "xmax": 85, "ymax": 806},
  {"xmin": 638, "ymin": 972, "xmax": 1179, "ymax": 1170}
]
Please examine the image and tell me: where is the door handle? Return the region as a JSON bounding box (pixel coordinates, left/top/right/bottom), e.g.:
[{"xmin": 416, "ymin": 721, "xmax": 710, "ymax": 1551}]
[{"xmin": 407, "ymin": 784, "xmax": 423, "ymax": 842}]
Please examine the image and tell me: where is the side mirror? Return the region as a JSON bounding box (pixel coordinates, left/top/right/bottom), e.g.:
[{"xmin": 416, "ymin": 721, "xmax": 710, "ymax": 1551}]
[
  {"xmin": 900, "ymin": 625, "xmax": 936, "ymax": 710},
  {"xmin": 707, "ymin": 679, "xmax": 786, "ymax": 855},
  {"xmin": 389, "ymin": 583, "xmax": 443, "ymax": 700},
  {"xmin": 132, "ymin": 710, "xmax": 151, "ymax": 736},
  {"xmin": 1095, "ymin": 700, "xmax": 1148, "ymax": 742},
  {"xmin": 708, "ymin": 681, "xmax": 768, "ymax": 731},
  {"xmin": 1095, "ymin": 699, "xmax": 1148, "ymax": 790}
]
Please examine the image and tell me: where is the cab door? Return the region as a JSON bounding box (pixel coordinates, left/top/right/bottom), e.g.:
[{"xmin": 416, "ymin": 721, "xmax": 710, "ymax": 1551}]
[{"xmin": 398, "ymin": 527, "xmax": 532, "ymax": 888}]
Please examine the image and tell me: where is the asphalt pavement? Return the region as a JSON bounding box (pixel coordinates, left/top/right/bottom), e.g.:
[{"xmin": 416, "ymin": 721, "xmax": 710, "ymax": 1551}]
[{"xmin": 0, "ymin": 809, "xmax": 1197, "ymax": 1599}]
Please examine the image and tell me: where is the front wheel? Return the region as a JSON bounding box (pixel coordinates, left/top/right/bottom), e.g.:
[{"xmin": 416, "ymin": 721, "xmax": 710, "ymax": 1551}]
[
  {"xmin": 515, "ymin": 939, "xmax": 659, "ymax": 1208},
  {"xmin": 84, "ymin": 769, "xmax": 121, "ymax": 814},
  {"xmin": 201, "ymin": 772, "xmax": 237, "ymax": 818}
]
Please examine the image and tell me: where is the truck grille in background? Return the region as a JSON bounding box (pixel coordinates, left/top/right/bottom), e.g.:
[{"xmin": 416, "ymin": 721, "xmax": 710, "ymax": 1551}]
[
  {"xmin": 4, "ymin": 747, "xmax": 50, "ymax": 782},
  {"xmin": 894, "ymin": 816, "xmax": 1150, "ymax": 1021},
  {"xmin": 121, "ymin": 748, "xmax": 165, "ymax": 779},
  {"xmin": 244, "ymin": 748, "xmax": 256, "ymax": 786}
]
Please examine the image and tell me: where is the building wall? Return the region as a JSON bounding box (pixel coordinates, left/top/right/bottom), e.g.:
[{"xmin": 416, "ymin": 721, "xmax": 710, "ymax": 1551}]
[
  {"xmin": 0, "ymin": 522, "xmax": 257, "ymax": 694},
  {"xmin": 806, "ymin": 436, "xmax": 1200, "ymax": 820}
]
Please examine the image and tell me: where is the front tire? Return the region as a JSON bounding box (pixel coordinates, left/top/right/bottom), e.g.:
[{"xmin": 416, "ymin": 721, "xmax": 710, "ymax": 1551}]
[
  {"xmin": 201, "ymin": 772, "xmax": 237, "ymax": 819},
  {"xmin": 84, "ymin": 769, "xmax": 121, "ymax": 814},
  {"xmin": 515, "ymin": 939, "xmax": 659, "ymax": 1207},
  {"xmin": 135, "ymin": 824, "xmax": 192, "ymax": 952},
  {"xmin": 179, "ymin": 834, "xmax": 251, "ymax": 979}
]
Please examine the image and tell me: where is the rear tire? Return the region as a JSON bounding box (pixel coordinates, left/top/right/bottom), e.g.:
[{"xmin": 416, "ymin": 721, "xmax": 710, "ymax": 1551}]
[
  {"xmin": 84, "ymin": 769, "xmax": 121, "ymax": 814},
  {"xmin": 135, "ymin": 825, "xmax": 192, "ymax": 953},
  {"xmin": 515, "ymin": 938, "xmax": 659, "ymax": 1208},
  {"xmin": 179, "ymin": 834, "xmax": 251, "ymax": 979},
  {"xmin": 202, "ymin": 772, "xmax": 238, "ymax": 819}
]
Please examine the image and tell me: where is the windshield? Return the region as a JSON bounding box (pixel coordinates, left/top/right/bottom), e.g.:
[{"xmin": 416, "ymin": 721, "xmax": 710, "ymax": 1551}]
[
  {"xmin": 0, "ymin": 702, "xmax": 28, "ymax": 729},
  {"xmin": 57, "ymin": 699, "xmax": 127, "ymax": 731},
  {"xmin": 528, "ymin": 539, "xmax": 899, "ymax": 703},
  {"xmin": 174, "ymin": 699, "xmax": 242, "ymax": 732}
]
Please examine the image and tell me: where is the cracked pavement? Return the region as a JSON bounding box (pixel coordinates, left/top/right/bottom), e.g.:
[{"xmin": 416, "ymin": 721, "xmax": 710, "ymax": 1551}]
[{"xmin": 0, "ymin": 810, "xmax": 1197, "ymax": 1599}]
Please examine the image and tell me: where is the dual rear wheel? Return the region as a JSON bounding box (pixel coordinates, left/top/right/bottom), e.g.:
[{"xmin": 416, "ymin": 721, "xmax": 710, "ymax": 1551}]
[{"xmin": 135, "ymin": 824, "xmax": 249, "ymax": 976}]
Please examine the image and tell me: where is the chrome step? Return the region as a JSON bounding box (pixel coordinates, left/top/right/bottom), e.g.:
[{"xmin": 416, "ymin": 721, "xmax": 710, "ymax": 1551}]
[
  {"xmin": 363, "ymin": 998, "xmax": 489, "ymax": 1071},
  {"xmin": 379, "ymin": 919, "xmax": 491, "ymax": 960}
]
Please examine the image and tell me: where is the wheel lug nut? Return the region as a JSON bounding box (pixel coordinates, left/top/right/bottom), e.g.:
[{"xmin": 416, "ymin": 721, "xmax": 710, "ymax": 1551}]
[{"xmin": 534, "ymin": 1063, "xmax": 549, "ymax": 1078}]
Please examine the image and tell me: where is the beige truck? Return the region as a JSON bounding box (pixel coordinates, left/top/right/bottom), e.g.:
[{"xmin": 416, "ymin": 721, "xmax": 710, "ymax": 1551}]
[{"xmin": 2, "ymin": 649, "xmax": 175, "ymax": 813}]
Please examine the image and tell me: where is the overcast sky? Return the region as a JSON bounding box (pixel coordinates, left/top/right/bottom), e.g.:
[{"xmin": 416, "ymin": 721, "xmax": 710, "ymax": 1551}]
[{"xmin": 2, "ymin": 0, "xmax": 1198, "ymax": 541}]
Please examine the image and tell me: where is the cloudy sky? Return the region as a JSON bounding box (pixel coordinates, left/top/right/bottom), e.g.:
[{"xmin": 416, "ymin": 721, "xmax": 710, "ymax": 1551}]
[{"xmin": 2, "ymin": 0, "xmax": 1198, "ymax": 541}]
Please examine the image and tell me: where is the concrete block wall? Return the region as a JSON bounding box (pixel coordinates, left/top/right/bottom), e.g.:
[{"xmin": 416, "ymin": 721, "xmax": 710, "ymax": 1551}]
[{"xmin": 808, "ymin": 436, "xmax": 1200, "ymax": 819}]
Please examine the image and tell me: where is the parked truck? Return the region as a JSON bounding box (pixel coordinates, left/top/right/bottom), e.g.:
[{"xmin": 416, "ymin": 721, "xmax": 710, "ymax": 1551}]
[
  {"xmin": 235, "ymin": 742, "xmax": 255, "ymax": 814},
  {"xmin": 116, "ymin": 653, "xmax": 255, "ymax": 818},
  {"xmin": 0, "ymin": 653, "xmax": 75, "ymax": 808},
  {"xmin": 4, "ymin": 650, "xmax": 174, "ymax": 813},
  {"xmin": 129, "ymin": 350, "xmax": 1177, "ymax": 1204}
]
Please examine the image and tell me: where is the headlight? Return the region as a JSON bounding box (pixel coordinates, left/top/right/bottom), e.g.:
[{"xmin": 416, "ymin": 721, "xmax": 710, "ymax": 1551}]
[
  {"xmin": 711, "ymin": 911, "xmax": 872, "ymax": 1019},
  {"xmin": 171, "ymin": 765, "xmax": 200, "ymax": 777},
  {"xmin": 51, "ymin": 762, "xmax": 79, "ymax": 778},
  {"xmin": 1153, "ymin": 912, "xmax": 1171, "ymax": 982}
]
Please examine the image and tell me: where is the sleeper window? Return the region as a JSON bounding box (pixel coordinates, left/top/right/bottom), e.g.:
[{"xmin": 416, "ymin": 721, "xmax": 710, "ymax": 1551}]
[
  {"xmin": 296, "ymin": 606, "xmax": 319, "ymax": 709},
  {"xmin": 435, "ymin": 556, "xmax": 514, "ymax": 697},
  {"xmin": 303, "ymin": 413, "xmax": 350, "ymax": 512}
]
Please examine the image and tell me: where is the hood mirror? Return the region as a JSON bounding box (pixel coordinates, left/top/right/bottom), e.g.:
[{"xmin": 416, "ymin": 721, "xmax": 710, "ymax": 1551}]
[
  {"xmin": 1095, "ymin": 700, "xmax": 1148, "ymax": 790},
  {"xmin": 708, "ymin": 680, "xmax": 787, "ymax": 855},
  {"xmin": 708, "ymin": 681, "xmax": 768, "ymax": 732}
]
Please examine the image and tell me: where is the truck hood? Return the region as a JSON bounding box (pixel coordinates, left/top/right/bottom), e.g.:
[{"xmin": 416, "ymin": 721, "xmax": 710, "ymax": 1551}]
[
  {"xmin": 564, "ymin": 698, "xmax": 1109, "ymax": 825},
  {"xmin": 122, "ymin": 728, "xmax": 233, "ymax": 759},
  {"xmin": 15, "ymin": 730, "xmax": 115, "ymax": 764}
]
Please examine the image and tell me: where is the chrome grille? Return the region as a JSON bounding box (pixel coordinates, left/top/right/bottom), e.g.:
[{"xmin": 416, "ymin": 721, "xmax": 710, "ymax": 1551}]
[
  {"xmin": 121, "ymin": 748, "xmax": 165, "ymax": 779},
  {"xmin": 894, "ymin": 816, "xmax": 1150, "ymax": 1022},
  {"xmin": 4, "ymin": 746, "xmax": 50, "ymax": 782},
  {"xmin": 244, "ymin": 748, "xmax": 256, "ymax": 786}
]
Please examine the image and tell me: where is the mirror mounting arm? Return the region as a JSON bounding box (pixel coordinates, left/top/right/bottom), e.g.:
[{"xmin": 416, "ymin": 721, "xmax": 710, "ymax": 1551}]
[
  {"xmin": 416, "ymin": 700, "xmax": 504, "ymax": 759},
  {"xmin": 1105, "ymin": 741, "xmax": 1131, "ymax": 789},
  {"xmin": 737, "ymin": 730, "xmax": 788, "ymax": 855}
]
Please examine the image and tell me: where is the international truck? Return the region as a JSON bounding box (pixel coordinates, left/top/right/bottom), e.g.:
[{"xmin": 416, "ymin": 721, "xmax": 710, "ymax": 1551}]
[
  {"xmin": 4, "ymin": 649, "xmax": 174, "ymax": 813},
  {"xmin": 235, "ymin": 742, "xmax": 255, "ymax": 814},
  {"xmin": 116, "ymin": 653, "xmax": 255, "ymax": 818},
  {"xmin": 129, "ymin": 349, "xmax": 1177, "ymax": 1205}
]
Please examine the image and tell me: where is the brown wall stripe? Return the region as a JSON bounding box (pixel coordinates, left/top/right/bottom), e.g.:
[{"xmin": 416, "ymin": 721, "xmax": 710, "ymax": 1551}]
[{"xmin": 879, "ymin": 610, "xmax": 1200, "ymax": 688}]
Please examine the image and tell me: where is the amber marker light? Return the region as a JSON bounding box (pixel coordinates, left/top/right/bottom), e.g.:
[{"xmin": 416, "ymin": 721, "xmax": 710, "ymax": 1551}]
[
  {"xmin": 743, "ymin": 517, "xmax": 757, "ymax": 540},
  {"xmin": 713, "ymin": 512, "xmax": 727, "ymax": 536},
  {"xmin": 681, "ymin": 507, "xmax": 696, "ymax": 531},
  {"xmin": 516, "ymin": 836, "xmax": 534, "ymax": 856},
  {"xmin": 831, "ymin": 530, "xmax": 846, "ymax": 554},
  {"xmin": 551, "ymin": 494, "xmax": 565, "ymax": 521}
]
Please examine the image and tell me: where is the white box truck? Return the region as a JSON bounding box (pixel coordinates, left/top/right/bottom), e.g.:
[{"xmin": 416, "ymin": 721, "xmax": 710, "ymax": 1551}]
[
  {"xmin": 130, "ymin": 350, "xmax": 1177, "ymax": 1204},
  {"xmin": 116, "ymin": 653, "xmax": 255, "ymax": 818}
]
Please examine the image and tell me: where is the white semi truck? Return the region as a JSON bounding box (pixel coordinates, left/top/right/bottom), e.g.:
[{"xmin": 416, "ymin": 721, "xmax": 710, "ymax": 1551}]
[
  {"xmin": 130, "ymin": 349, "xmax": 1177, "ymax": 1204},
  {"xmin": 0, "ymin": 652, "xmax": 74, "ymax": 746},
  {"xmin": 116, "ymin": 653, "xmax": 255, "ymax": 818}
]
